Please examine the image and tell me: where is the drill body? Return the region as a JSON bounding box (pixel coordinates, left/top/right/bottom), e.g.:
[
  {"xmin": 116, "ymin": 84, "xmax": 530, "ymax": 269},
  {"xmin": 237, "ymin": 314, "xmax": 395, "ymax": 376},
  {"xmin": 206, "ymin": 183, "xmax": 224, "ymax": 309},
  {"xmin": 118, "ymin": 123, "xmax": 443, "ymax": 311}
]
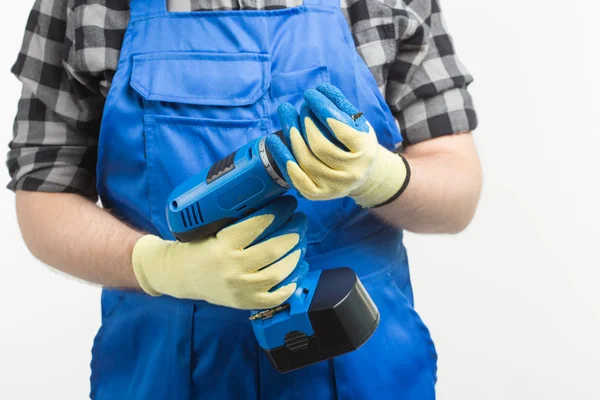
[
  {"xmin": 166, "ymin": 135, "xmax": 379, "ymax": 373},
  {"xmin": 167, "ymin": 137, "xmax": 289, "ymax": 243}
]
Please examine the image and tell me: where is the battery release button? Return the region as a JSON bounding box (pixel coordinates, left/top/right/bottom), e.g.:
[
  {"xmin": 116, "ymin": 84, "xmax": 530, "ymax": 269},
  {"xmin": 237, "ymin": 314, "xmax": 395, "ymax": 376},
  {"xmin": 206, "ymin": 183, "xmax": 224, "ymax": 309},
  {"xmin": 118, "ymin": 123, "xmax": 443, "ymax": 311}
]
[{"xmin": 284, "ymin": 331, "xmax": 310, "ymax": 352}]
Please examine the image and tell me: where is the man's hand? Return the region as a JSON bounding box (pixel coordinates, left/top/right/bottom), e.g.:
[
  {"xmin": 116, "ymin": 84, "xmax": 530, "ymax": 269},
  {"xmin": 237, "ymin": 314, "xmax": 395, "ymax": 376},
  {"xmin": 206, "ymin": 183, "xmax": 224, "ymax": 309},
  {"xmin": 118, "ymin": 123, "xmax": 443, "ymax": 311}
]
[
  {"xmin": 276, "ymin": 83, "xmax": 482, "ymax": 234},
  {"xmin": 132, "ymin": 196, "xmax": 309, "ymax": 309},
  {"xmin": 277, "ymin": 83, "xmax": 409, "ymax": 208},
  {"xmin": 16, "ymin": 192, "xmax": 309, "ymax": 309}
]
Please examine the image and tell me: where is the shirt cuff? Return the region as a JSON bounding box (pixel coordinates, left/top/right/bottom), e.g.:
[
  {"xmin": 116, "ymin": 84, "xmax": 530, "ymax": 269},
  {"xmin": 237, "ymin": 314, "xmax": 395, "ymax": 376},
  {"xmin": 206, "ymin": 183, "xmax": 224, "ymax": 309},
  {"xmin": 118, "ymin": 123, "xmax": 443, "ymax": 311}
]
[
  {"xmin": 6, "ymin": 146, "xmax": 98, "ymax": 200},
  {"xmin": 396, "ymin": 87, "xmax": 478, "ymax": 145}
]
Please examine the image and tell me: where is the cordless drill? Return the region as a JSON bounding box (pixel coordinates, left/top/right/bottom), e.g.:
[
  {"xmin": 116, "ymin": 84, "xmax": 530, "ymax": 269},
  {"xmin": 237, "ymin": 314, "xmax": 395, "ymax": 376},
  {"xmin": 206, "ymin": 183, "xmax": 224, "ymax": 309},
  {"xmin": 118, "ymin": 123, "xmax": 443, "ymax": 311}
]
[{"xmin": 166, "ymin": 133, "xmax": 379, "ymax": 373}]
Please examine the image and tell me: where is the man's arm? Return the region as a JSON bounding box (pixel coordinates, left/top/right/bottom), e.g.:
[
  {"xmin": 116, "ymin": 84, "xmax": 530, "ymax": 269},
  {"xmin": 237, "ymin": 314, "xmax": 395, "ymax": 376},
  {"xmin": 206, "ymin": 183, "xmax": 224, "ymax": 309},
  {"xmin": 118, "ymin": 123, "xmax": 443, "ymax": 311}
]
[
  {"xmin": 15, "ymin": 191, "xmax": 309, "ymax": 309},
  {"xmin": 373, "ymin": 132, "xmax": 482, "ymax": 234},
  {"xmin": 16, "ymin": 191, "xmax": 143, "ymax": 289},
  {"xmin": 9, "ymin": 3, "xmax": 138, "ymax": 289},
  {"xmin": 372, "ymin": 0, "xmax": 480, "ymax": 233}
]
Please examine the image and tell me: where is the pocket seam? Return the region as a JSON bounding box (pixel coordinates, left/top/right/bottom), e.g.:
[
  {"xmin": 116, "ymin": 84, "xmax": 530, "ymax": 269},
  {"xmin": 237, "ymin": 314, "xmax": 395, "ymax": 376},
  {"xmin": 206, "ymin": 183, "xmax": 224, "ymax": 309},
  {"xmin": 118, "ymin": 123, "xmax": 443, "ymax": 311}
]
[
  {"xmin": 144, "ymin": 115, "xmax": 158, "ymax": 232},
  {"xmin": 146, "ymin": 114, "xmax": 268, "ymax": 128}
]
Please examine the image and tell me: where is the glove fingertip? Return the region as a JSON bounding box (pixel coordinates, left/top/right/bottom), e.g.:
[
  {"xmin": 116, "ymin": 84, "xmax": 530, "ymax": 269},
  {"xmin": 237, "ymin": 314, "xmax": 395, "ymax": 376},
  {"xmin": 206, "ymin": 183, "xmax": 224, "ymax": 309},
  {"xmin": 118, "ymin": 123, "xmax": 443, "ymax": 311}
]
[
  {"xmin": 264, "ymin": 134, "xmax": 296, "ymax": 186},
  {"xmin": 302, "ymin": 88, "xmax": 323, "ymax": 102},
  {"xmin": 277, "ymin": 102, "xmax": 300, "ymax": 145},
  {"xmin": 293, "ymin": 219, "xmax": 309, "ymax": 248},
  {"xmin": 316, "ymin": 83, "xmax": 360, "ymax": 116},
  {"xmin": 277, "ymin": 102, "xmax": 298, "ymax": 117},
  {"xmin": 263, "ymin": 211, "xmax": 308, "ymax": 249},
  {"xmin": 270, "ymin": 261, "xmax": 309, "ymax": 293},
  {"xmin": 302, "ymin": 89, "xmax": 334, "ymax": 115},
  {"xmin": 268, "ymin": 283, "xmax": 297, "ymax": 304},
  {"xmin": 316, "ymin": 82, "xmax": 337, "ymax": 93},
  {"xmin": 277, "ymin": 103, "xmax": 296, "ymax": 124}
]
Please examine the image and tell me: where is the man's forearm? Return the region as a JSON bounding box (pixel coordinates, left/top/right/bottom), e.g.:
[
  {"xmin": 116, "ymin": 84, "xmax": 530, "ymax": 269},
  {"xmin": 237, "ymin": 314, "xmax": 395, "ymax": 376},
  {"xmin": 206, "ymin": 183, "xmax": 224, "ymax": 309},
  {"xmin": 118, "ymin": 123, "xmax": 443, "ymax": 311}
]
[
  {"xmin": 13, "ymin": 132, "xmax": 479, "ymax": 288},
  {"xmin": 16, "ymin": 191, "xmax": 143, "ymax": 289},
  {"xmin": 373, "ymin": 132, "xmax": 482, "ymax": 234}
]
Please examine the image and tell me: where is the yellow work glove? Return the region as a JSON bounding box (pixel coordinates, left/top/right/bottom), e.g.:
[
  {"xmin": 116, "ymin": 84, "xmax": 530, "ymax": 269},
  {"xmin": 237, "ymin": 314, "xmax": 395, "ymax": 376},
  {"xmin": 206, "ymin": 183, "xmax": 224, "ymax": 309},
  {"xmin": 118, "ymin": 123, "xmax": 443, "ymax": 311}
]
[
  {"xmin": 276, "ymin": 83, "xmax": 410, "ymax": 208},
  {"xmin": 131, "ymin": 196, "xmax": 309, "ymax": 310}
]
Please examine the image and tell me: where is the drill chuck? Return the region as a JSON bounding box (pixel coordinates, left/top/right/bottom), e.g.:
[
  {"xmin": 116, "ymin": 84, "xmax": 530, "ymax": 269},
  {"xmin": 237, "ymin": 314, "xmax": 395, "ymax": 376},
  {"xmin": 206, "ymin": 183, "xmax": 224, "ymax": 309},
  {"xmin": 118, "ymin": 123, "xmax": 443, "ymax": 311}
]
[{"xmin": 259, "ymin": 136, "xmax": 289, "ymax": 190}]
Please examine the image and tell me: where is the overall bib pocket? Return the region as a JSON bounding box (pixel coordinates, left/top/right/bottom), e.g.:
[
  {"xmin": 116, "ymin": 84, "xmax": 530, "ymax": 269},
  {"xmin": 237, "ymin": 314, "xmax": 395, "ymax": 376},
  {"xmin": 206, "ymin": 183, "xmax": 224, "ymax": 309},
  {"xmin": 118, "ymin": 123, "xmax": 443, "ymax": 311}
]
[
  {"xmin": 130, "ymin": 51, "xmax": 271, "ymax": 238},
  {"xmin": 131, "ymin": 51, "xmax": 270, "ymax": 120}
]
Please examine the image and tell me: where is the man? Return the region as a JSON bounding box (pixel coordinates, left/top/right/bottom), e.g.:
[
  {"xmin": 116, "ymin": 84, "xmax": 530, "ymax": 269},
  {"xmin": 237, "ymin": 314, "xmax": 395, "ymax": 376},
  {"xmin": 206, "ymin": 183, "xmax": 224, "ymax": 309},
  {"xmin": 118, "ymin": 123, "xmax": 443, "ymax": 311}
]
[{"xmin": 7, "ymin": 0, "xmax": 481, "ymax": 398}]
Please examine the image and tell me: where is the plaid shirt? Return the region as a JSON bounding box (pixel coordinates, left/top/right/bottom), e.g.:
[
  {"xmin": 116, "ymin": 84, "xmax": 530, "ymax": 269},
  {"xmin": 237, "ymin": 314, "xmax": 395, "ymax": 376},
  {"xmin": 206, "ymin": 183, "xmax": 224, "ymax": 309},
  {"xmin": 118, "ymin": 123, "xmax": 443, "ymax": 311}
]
[{"xmin": 6, "ymin": 0, "xmax": 477, "ymax": 200}]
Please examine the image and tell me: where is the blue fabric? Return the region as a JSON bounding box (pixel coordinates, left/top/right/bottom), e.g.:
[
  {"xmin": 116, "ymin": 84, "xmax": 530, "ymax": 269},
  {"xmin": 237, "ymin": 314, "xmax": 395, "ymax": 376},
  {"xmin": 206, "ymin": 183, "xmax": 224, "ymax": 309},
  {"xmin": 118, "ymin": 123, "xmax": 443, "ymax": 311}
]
[{"xmin": 92, "ymin": 0, "xmax": 437, "ymax": 398}]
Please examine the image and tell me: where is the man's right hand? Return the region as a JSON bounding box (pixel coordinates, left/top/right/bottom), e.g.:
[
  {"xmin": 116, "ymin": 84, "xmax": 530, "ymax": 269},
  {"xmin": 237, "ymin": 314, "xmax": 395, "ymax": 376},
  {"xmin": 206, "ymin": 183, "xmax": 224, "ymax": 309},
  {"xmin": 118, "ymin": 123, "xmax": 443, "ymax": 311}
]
[{"xmin": 131, "ymin": 196, "xmax": 308, "ymax": 310}]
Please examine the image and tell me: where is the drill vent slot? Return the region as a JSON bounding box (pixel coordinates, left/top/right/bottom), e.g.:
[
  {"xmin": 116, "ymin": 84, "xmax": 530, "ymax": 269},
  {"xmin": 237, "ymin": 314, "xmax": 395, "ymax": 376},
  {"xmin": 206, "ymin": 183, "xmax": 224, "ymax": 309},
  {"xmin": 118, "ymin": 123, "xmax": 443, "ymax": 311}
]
[
  {"xmin": 181, "ymin": 213, "xmax": 188, "ymax": 229},
  {"xmin": 181, "ymin": 202, "xmax": 204, "ymax": 228},
  {"xmin": 194, "ymin": 202, "xmax": 204, "ymax": 223},
  {"xmin": 186, "ymin": 208, "xmax": 195, "ymax": 226}
]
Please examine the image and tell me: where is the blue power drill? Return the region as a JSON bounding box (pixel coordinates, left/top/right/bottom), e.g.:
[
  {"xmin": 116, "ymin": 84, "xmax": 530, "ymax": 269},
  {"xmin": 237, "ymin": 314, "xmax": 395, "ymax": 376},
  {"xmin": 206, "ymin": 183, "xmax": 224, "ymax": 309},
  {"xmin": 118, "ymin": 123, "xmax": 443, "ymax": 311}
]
[{"xmin": 166, "ymin": 133, "xmax": 379, "ymax": 373}]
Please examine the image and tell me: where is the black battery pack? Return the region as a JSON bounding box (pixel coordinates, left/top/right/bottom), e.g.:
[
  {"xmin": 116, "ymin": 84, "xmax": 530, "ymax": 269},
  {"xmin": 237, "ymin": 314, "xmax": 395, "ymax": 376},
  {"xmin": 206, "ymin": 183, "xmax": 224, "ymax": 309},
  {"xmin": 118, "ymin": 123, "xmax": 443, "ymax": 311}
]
[{"xmin": 264, "ymin": 267, "xmax": 380, "ymax": 373}]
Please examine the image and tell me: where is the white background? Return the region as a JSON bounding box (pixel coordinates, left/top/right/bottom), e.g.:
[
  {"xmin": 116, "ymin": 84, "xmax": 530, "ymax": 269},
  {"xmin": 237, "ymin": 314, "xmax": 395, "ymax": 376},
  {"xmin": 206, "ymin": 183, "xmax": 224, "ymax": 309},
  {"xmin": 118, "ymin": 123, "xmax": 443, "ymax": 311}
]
[{"xmin": 0, "ymin": 0, "xmax": 599, "ymax": 399}]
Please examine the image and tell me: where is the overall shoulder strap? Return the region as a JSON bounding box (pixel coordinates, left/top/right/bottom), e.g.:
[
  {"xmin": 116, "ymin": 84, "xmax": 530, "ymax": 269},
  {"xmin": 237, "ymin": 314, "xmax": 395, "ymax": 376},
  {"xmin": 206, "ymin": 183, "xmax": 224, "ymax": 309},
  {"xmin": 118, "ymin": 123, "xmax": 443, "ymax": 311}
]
[
  {"xmin": 303, "ymin": 0, "xmax": 341, "ymax": 8},
  {"xmin": 130, "ymin": 0, "xmax": 168, "ymax": 17}
]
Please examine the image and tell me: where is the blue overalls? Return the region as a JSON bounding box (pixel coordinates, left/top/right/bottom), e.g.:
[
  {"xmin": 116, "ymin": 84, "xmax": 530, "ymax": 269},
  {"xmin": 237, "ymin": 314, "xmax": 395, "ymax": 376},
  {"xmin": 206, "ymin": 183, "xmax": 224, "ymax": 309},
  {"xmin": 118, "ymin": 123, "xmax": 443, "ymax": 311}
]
[{"xmin": 92, "ymin": 0, "xmax": 438, "ymax": 398}]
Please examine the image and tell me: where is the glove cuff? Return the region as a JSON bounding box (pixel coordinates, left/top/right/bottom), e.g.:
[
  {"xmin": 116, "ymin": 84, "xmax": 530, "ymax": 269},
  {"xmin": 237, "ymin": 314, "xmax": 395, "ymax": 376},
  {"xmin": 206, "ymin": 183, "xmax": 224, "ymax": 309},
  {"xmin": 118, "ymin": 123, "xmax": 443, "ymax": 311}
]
[
  {"xmin": 351, "ymin": 146, "xmax": 411, "ymax": 208},
  {"xmin": 131, "ymin": 235, "xmax": 164, "ymax": 296}
]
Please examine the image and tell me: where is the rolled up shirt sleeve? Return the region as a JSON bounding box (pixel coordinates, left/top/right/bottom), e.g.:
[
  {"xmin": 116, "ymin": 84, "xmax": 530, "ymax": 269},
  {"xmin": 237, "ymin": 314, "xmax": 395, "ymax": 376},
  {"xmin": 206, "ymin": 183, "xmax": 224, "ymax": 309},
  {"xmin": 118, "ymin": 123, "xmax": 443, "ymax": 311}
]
[
  {"xmin": 6, "ymin": 0, "xmax": 105, "ymax": 200},
  {"xmin": 386, "ymin": 0, "xmax": 478, "ymax": 145}
]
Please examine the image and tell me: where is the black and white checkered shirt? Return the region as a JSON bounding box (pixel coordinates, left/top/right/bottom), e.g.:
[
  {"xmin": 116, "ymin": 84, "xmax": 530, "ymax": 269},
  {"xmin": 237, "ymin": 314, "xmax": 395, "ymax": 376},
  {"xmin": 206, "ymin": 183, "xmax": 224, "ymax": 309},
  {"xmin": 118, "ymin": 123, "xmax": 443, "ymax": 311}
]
[{"xmin": 6, "ymin": 0, "xmax": 477, "ymax": 200}]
